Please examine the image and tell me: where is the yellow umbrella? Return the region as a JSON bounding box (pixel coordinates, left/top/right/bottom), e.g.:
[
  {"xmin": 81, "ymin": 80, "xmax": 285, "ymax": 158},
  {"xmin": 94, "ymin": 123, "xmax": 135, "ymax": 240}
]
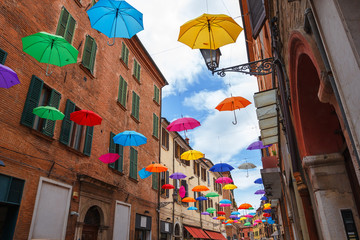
[
  {"xmin": 178, "ymin": 13, "xmax": 243, "ymax": 50},
  {"xmin": 223, "ymin": 184, "xmax": 237, "ymax": 190},
  {"xmin": 181, "ymin": 150, "xmax": 204, "ymax": 160},
  {"xmin": 240, "ymin": 217, "xmax": 247, "ymax": 221},
  {"xmin": 227, "ymin": 219, "xmax": 234, "ymax": 223},
  {"xmin": 264, "ymin": 203, "xmax": 271, "ymax": 208}
]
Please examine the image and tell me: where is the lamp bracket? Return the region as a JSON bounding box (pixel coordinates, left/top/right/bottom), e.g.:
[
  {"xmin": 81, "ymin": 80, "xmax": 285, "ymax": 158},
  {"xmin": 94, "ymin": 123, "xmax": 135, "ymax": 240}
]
[
  {"xmin": 212, "ymin": 58, "xmax": 274, "ymax": 77},
  {"xmin": 160, "ymin": 202, "xmax": 173, "ymax": 208}
]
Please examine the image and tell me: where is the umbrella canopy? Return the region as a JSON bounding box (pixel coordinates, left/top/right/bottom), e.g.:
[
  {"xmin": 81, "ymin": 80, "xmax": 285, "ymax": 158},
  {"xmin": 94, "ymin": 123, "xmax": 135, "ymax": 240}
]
[
  {"xmin": 187, "ymin": 207, "xmax": 198, "ymax": 210},
  {"xmin": 264, "ymin": 203, "xmax": 271, "ymax": 208},
  {"xmin": 181, "ymin": 150, "xmax": 204, "ymax": 160},
  {"xmin": 87, "ymin": 0, "xmax": 144, "ymax": 44},
  {"xmin": 0, "ymin": 64, "xmax": 20, "ymax": 88},
  {"xmin": 215, "ymin": 177, "xmax": 233, "ymax": 184},
  {"xmin": 33, "ymin": 106, "xmax": 64, "ymax": 121},
  {"xmin": 167, "ymin": 117, "xmax": 200, "ymax": 132},
  {"xmin": 238, "ymin": 203, "xmax": 252, "ymax": 210},
  {"xmin": 263, "ymin": 206, "xmax": 271, "ymax": 210},
  {"xmin": 233, "ymin": 220, "xmax": 239, "ymax": 223},
  {"xmin": 226, "ymin": 223, "xmax": 232, "ymax": 226},
  {"xmin": 248, "ymin": 207, "xmax": 254, "ymax": 210},
  {"xmin": 22, "ymin": 32, "xmax": 78, "ymax": 75},
  {"xmin": 170, "ymin": 172, "xmax": 186, "ymax": 179},
  {"xmin": 217, "ymin": 211, "xmax": 226, "ymax": 215},
  {"xmin": 260, "ymin": 195, "xmax": 268, "ymax": 200},
  {"xmin": 113, "ymin": 130, "xmax": 147, "ymax": 146},
  {"xmin": 220, "ymin": 199, "xmax": 232, "ymax": 204},
  {"xmin": 227, "ymin": 220, "xmax": 234, "ymax": 223},
  {"xmin": 196, "ymin": 196, "xmax": 208, "ymax": 201},
  {"xmin": 0, "ymin": 160, "xmax": 5, "ymax": 167},
  {"xmin": 201, "ymin": 212, "xmax": 210, "ymax": 215},
  {"xmin": 240, "ymin": 217, "xmax": 247, "ymax": 221},
  {"xmin": 262, "ymin": 220, "xmax": 266, "ymax": 223},
  {"xmin": 206, "ymin": 207, "xmax": 216, "ymax": 213},
  {"xmin": 220, "ymin": 203, "xmax": 231, "ymax": 207},
  {"xmin": 162, "ymin": 184, "xmax": 175, "ymax": 189},
  {"xmin": 182, "ymin": 197, "xmax": 196, "ymax": 203},
  {"xmin": 145, "ymin": 163, "xmax": 168, "ymax": 173},
  {"xmin": 138, "ymin": 168, "xmax": 152, "ymax": 179},
  {"xmin": 238, "ymin": 162, "xmax": 257, "ymax": 177},
  {"xmin": 178, "ymin": 13, "xmax": 243, "ymax": 50},
  {"xmin": 254, "ymin": 178, "xmax": 263, "ymax": 184},
  {"xmin": 231, "ymin": 211, "xmax": 240, "ymax": 215},
  {"xmin": 263, "ymin": 213, "xmax": 271, "ymax": 218},
  {"xmin": 210, "ymin": 163, "xmax": 234, "ymax": 172},
  {"xmin": 244, "ymin": 214, "xmax": 254, "ymax": 218},
  {"xmin": 70, "ymin": 110, "xmax": 102, "ymax": 126},
  {"xmin": 249, "ymin": 213, "xmax": 256, "ymax": 216},
  {"xmin": 179, "ymin": 186, "xmax": 186, "ymax": 198},
  {"xmin": 205, "ymin": 192, "xmax": 219, "ymax": 197},
  {"xmin": 244, "ymin": 222, "xmax": 251, "ymax": 226},
  {"xmin": 229, "ymin": 215, "xmax": 237, "ymax": 219},
  {"xmin": 98, "ymin": 153, "xmax": 119, "ymax": 164},
  {"xmin": 217, "ymin": 216, "xmax": 226, "ymax": 220},
  {"xmin": 192, "ymin": 185, "xmax": 209, "ymax": 192},
  {"xmin": 223, "ymin": 184, "xmax": 237, "ymax": 190},
  {"xmin": 215, "ymin": 96, "xmax": 251, "ymax": 124},
  {"xmin": 247, "ymin": 140, "xmax": 272, "ymax": 150},
  {"xmin": 263, "ymin": 209, "xmax": 272, "ymax": 213},
  {"xmin": 255, "ymin": 190, "xmax": 266, "ymax": 195},
  {"xmin": 254, "ymin": 219, "xmax": 262, "ymax": 223}
]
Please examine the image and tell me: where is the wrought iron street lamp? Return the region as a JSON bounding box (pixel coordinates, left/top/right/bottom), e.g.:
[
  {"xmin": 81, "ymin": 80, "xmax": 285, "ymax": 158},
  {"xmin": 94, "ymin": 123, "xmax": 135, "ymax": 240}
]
[{"xmin": 200, "ymin": 48, "xmax": 221, "ymax": 71}]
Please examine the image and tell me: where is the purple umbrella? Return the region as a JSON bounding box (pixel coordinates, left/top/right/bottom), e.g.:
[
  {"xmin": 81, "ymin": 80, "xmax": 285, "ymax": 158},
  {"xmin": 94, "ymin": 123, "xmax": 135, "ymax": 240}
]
[
  {"xmin": 229, "ymin": 215, "xmax": 237, "ymax": 219},
  {"xmin": 212, "ymin": 217, "xmax": 218, "ymax": 219},
  {"xmin": 247, "ymin": 140, "xmax": 272, "ymax": 150},
  {"xmin": 201, "ymin": 212, "xmax": 210, "ymax": 215},
  {"xmin": 255, "ymin": 189, "xmax": 266, "ymax": 195},
  {"xmin": 170, "ymin": 172, "xmax": 186, "ymax": 179},
  {"xmin": 0, "ymin": 64, "xmax": 20, "ymax": 88}
]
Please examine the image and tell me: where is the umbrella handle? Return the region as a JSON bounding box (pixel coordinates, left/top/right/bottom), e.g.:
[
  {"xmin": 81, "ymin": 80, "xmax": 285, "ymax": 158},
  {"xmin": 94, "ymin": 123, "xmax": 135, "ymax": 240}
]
[
  {"xmin": 45, "ymin": 64, "xmax": 53, "ymax": 76},
  {"xmin": 232, "ymin": 110, "xmax": 237, "ymax": 125},
  {"xmin": 107, "ymin": 37, "xmax": 115, "ymax": 46}
]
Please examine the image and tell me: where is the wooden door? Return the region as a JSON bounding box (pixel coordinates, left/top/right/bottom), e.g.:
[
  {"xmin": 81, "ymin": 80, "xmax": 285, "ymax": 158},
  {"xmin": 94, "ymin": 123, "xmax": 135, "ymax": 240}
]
[{"xmin": 81, "ymin": 224, "xmax": 98, "ymax": 240}]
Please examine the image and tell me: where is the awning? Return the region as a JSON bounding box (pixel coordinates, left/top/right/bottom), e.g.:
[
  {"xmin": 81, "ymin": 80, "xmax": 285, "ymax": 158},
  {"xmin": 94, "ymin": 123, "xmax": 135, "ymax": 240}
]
[
  {"xmin": 204, "ymin": 230, "xmax": 227, "ymax": 240},
  {"xmin": 184, "ymin": 226, "xmax": 210, "ymax": 239}
]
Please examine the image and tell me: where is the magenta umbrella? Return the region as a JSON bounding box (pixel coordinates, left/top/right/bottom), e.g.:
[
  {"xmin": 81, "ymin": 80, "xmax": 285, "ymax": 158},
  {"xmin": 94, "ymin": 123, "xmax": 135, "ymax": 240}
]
[
  {"xmin": 98, "ymin": 153, "xmax": 120, "ymax": 164},
  {"xmin": 167, "ymin": 117, "xmax": 200, "ymax": 137},
  {"xmin": 0, "ymin": 64, "xmax": 20, "ymax": 88},
  {"xmin": 244, "ymin": 214, "xmax": 254, "ymax": 218},
  {"xmin": 255, "ymin": 189, "xmax": 266, "ymax": 195},
  {"xmin": 220, "ymin": 203, "xmax": 231, "ymax": 207},
  {"xmin": 216, "ymin": 177, "xmax": 233, "ymax": 184},
  {"xmin": 179, "ymin": 185, "xmax": 186, "ymax": 198},
  {"xmin": 247, "ymin": 140, "xmax": 272, "ymax": 150}
]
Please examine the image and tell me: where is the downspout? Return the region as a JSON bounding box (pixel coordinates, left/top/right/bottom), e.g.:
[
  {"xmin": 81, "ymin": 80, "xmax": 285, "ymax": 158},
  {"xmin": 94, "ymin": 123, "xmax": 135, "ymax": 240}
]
[
  {"xmin": 172, "ymin": 135, "xmax": 179, "ymax": 238},
  {"xmin": 158, "ymin": 106, "xmax": 162, "ymax": 240},
  {"xmin": 304, "ymin": 8, "xmax": 360, "ymax": 166}
]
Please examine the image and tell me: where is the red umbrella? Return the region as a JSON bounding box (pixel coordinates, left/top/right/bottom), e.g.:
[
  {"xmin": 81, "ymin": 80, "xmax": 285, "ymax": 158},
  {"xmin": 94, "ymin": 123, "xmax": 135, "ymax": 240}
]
[
  {"xmin": 217, "ymin": 211, "xmax": 226, "ymax": 215},
  {"xmin": 162, "ymin": 184, "xmax": 175, "ymax": 189},
  {"xmin": 98, "ymin": 153, "xmax": 120, "ymax": 164},
  {"xmin": 70, "ymin": 110, "xmax": 102, "ymax": 126},
  {"xmin": 263, "ymin": 213, "xmax": 271, "ymax": 218}
]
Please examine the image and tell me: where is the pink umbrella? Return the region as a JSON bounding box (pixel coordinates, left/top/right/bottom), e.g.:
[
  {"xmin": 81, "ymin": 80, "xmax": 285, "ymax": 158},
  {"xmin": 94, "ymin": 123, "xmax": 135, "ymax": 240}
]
[
  {"xmin": 215, "ymin": 177, "xmax": 233, "ymax": 184},
  {"xmin": 233, "ymin": 220, "xmax": 239, "ymax": 223},
  {"xmin": 254, "ymin": 219, "xmax": 262, "ymax": 223},
  {"xmin": 179, "ymin": 185, "xmax": 186, "ymax": 198},
  {"xmin": 244, "ymin": 214, "xmax": 254, "ymax": 218},
  {"xmin": 220, "ymin": 203, "xmax": 231, "ymax": 207},
  {"xmin": 167, "ymin": 117, "xmax": 200, "ymax": 137},
  {"xmin": 98, "ymin": 153, "xmax": 120, "ymax": 163}
]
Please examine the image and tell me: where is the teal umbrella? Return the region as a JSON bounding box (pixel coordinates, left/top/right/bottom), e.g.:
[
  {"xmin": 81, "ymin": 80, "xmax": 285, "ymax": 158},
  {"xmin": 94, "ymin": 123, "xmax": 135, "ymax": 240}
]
[
  {"xmin": 33, "ymin": 106, "xmax": 65, "ymax": 120},
  {"xmin": 22, "ymin": 32, "xmax": 79, "ymax": 76}
]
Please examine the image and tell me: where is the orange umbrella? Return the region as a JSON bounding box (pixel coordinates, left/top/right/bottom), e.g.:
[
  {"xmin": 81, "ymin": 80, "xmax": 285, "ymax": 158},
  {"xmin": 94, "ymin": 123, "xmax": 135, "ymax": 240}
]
[
  {"xmin": 263, "ymin": 206, "xmax": 271, "ymax": 210},
  {"xmin": 238, "ymin": 203, "xmax": 252, "ymax": 209},
  {"xmin": 192, "ymin": 185, "xmax": 210, "ymax": 192},
  {"xmin": 145, "ymin": 163, "xmax": 168, "ymax": 172},
  {"xmin": 227, "ymin": 219, "xmax": 234, "ymax": 223},
  {"xmin": 182, "ymin": 197, "xmax": 196, "ymax": 203},
  {"xmin": 217, "ymin": 216, "xmax": 226, "ymax": 220},
  {"xmin": 215, "ymin": 96, "xmax": 251, "ymax": 125}
]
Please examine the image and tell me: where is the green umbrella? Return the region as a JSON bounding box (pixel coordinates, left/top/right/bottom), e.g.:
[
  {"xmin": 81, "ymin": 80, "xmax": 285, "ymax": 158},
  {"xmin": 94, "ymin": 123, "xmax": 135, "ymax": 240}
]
[
  {"xmin": 33, "ymin": 106, "xmax": 65, "ymax": 120},
  {"xmin": 22, "ymin": 32, "xmax": 79, "ymax": 76},
  {"xmin": 205, "ymin": 192, "xmax": 219, "ymax": 197},
  {"xmin": 206, "ymin": 207, "xmax": 216, "ymax": 213},
  {"xmin": 244, "ymin": 222, "xmax": 251, "ymax": 226},
  {"xmin": 248, "ymin": 207, "xmax": 254, "ymax": 210}
]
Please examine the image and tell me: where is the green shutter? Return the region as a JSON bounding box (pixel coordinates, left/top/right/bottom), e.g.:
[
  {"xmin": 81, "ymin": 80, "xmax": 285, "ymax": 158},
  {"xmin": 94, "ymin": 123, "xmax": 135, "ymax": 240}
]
[
  {"xmin": 154, "ymin": 85, "xmax": 160, "ymax": 103},
  {"xmin": 152, "ymin": 173, "xmax": 158, "ymax": 190},
  {"xmin": 165, "ymin": 171, "xmax": 169, "ymax": 198},
  {"xmin": 132, "ymin": 91, "xmax": 140, "ymax": 120},
  {"xmin": 0, "ymin": 48, "xmax": 8, "ymax": 65},
  {"xmin": 83, "ymin": 126, "xmax": 94, "ymax": 156},
  {"xmin": 135, "ymin": 94, "xmax": 139, "ymax": 120},
  {"xmin": 118, "ymin": 76, "xmax": 127, "ymax": 107},
  {"xmin": 59, "ymin": 99, "xmax": 75, "ymax": 145},
  {"xmin": 42, "ymin": 89, "xmax": 61, "ymax": 137},
  {"xmin": 125, "ymin": 46, "xmax": 129, "ymax": 66},
  {"xmin": 133, "ymin": 60, "xmax": 141, "ymax": 81},
  {"xmin": 89, "ymin": 39, "xmax": 97, "ymax": 73},
  {"xmin": 65, "ymin": 15, "xmax": 76, "ymax": 43},
  {"xmin": 56, "ymin": 7, "xmax": 68, "ymax": 37},
  {"xmin": 153, "ymin": 114, "xmax": 159, "ymax": 138},
  {"xmin": 116, "ymin": 145, "xmax": 124, "ymax": 172},
  {"xmin": 21, "ymin": 75, "xmax": 43, "ymax": 128},
  {"xmin": 109, "ymin": 132, "xmax": 116, "ymax": 168},
  {"xmin": 121, "ymin": 43, "xmax": 129, "ymax": 66},
  {"xmin": 82, "ymin": 35, "xmax": 97, "ymax": 73},
  {"xmin": 130, "ymin": 147, "xmax": 138, "ymax": 179}
]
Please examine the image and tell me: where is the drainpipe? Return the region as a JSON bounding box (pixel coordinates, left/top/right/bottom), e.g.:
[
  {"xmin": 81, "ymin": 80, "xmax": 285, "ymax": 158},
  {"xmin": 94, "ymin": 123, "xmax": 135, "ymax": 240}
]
[
  {"xmin": 304, "ymin": 8, "xmax": 360, "ymax": 166},
  {"xmin": 172, "ymin": 135, "xmax": 179, "ymax": 238},
  {"xmin": 158, "ymin": 95, "xmax": 163, "ymax": 240}
]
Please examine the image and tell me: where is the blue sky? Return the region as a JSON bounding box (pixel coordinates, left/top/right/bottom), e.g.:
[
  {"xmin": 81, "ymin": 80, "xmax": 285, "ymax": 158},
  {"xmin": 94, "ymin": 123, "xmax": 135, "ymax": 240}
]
[{"xmin": 131, "ymin": 0, "xmax": 265, "ymax": 209}]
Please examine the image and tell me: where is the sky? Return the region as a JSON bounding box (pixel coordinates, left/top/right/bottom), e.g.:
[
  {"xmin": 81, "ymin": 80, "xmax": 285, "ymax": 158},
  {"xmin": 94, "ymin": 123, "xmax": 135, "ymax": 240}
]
[{"xmin": 131, "ymin": 0, "xmax": 264, "ymax": 210}]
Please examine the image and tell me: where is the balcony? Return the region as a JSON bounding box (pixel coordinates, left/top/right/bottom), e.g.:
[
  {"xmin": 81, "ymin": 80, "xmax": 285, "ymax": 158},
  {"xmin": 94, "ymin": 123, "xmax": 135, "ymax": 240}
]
[{"xmin": 261, "ymin": 156, "xmax": 281, "ymax": 199}]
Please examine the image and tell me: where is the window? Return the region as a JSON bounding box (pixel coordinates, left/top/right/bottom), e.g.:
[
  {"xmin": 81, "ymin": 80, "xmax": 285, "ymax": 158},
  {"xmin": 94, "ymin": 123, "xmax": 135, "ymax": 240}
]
[
  {"xmin": 207, "ymin": 171, "xmax": 210, "ymax": 187},
  {"xmin": 194, "ymin": 162, "xmax": 200, "ymax": 177},
  {"xmin": 201, "ymin": 167, "xmax": 206, "ymax": 182},
  {"xmin": 152, "ymin": 173, "xmax": 158, "ymax": 190},
  {"xmin": 82, "ymin": 35, "xmax": 97, "ymax": 74},
  {"xmin": 153, "ymin": 114, "xmax": 159, "ymax": 138},
  {"xmin": 153, "ymin": 85, "xmax": 160, "ymax": 104},
  {"xmin": 131, "ymin": 91, "xmax": 140, "ymax": 120},
  {"xmin": 121, "ymin": 42, "xmax": 129, "ymax": 66},
  {"xmin": 133, "ymin": 59, "xmax": 141, "ymax": 81},
  {"xmin": 21, "ymin": 75, "xmax": 61, "ymax": 137},
  {"xmin": 213, "ymin": 178, "xmax": 217, "ymax": 191},
  {"xmin": 91, "ymin": 0, "xmax": 97, "ymax": 6},
  {"xmin": 160, "ymin": 171, "xmax": 170, "ymax": 198},
  {"xmin": 129, "ymin": 147, "xmax": 138, "ymax": 180},
  {"xmin": 56, "ymin": 7, "xmax": 76, "ymax": 43},
  {"xmin": 59, "ymin": 100, "xmax": 94, "ymax": 156},
  {"xmin": 0, "ymin": 48, "xmax": 8, "ymax": 64},
  {"xmin": 246, "ymin": 0, "xmax": 266, "ymax": 38},
  {"xmin": 117, "ymin": 76, "xmax": 127, "ymax": 108},
  {"xmin": 109, "ymin": 132, "xmax": 124, "ymax": 172},
  {"xmin": 181, "ymin": 180, "xmax": 188, "ymax": 206},
  {"xmin": 161, "ymin": 127, "xmax": 169, "ymax": 150}
]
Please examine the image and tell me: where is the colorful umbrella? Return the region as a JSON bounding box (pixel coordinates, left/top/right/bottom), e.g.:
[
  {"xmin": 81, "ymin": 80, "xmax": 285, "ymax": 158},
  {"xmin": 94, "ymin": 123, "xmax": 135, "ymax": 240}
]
[
  {"xmin": 33, "ymin": 106, "xmax": 65, "ymax": 120},
  {"xmin": 22, "ymin": 32, "xmax": 78, "ymax": 75},
  {"xmin": 254, "ymin": 178, "xmax": 263, "ymax": 184},
  {"xmin": 205, "ymin": 192, "xmax": 219, "ymax": 197},
  {"xmin": 181, "ymin": 150, "xmax": 204, "ymax": 160},
  {"xmin": 206, "ymin": 207, "xmax": 216, "ymax": 213},
  {"xmin": 87, "ymin": 0, "xmax": 144, "ymax": 45},
  {"xmin": 201, "ymin": 212, "xmax": 210, "ymax": 215},
  {"xmin": 260, "ymin": 195, "xmax": 268, "ymax": 201},
  {"xmin": 244, "ymin": 222, "xmax": 251, "ymax": 226},
  {"xmin": 113, "ymin": 130, "xmax": 147, "ymax": 146},
  {"xmin": 145, "ymin": 163, "xmax": 168, "ymax": 173},
  {"xmin": 254, "ymin": 219, "xmax": 262, "ymax": 223},
  {"xmin": 247, "ymin": 140, "xmax": 272, "ymax": 150},
  {"xmin": 98, "ymin": 153, "xmax": 119, "ymax": 163},
  {"xmin": 220, "ymin": 203, "xmax": 231, "ymax": 207},
  {"xmin": 238, "ymin": 162, "xmax": 257, "ymax": 177},
  {"xmin": 238, "ymin": 203, "xmax": 252, "ymax": 209},
  {"xmin": 70, "ymin": 110, "xmax": 102, "ymax": 126},
  {"xmin": 223, "ymin": 184, "xmax": 237, "ymax": 190},
  {"xmin": 263, "ymin": 213, "xmax": 271, "ymax": 218},
  {"xmin": 0, "ymin": 64, "xmax": 20, "ymax": 88},
  {"xmin": 217, "ymin": 216, "xmax": 226, "ymax": 220},
  {"xmin": 229, "ymin": 215, "xmax": 237, "ymax": 219},
  {"xmin": 231, "ymin": 211, "xmax": 240, "ymax": 215},
  {"xmin": 217, "ymin": 211, "xmax": 226, "ymax": 215},
  {"xmin": 226, "ymin": 223, "xmax": 232, "ymax": 226},
  {"xmin": 248, "ymin": 207, "xmax": 254, "ymax": 210},
  {"xmin": 182, "ymin": 197, "xmax": 196, "ymax": 203},
  {"xmin": 255, "ymin": 190, "xmax": 266, "ymax": 195},
  {"xmin": 263, "ymin": 209, "xmax": 271, "ymax": 213},
  {"xmin": 166, "ymin": 117, "xmax": 200, "ymax": 137},
  {"xmin": 249, "ymin": 213, "xmax": 256, "ymax": 216},
  {"xmin": 215, "ymin": 96, "xmax": 251, "ymax": 125},
  {"xmin": 196, "ymin": 196, "xmax": 208, "ymax": 201},
  {"xmin": 262, "ymin": 220, "xmax": 266, "ymax": 223},
  {"xmin": 162, "ymin": 184, "xmax": 175, "ymax": 189},
  {"xmin": 0, "ymin": 160, "xmax": 5, "ymax": 167},
  {"xmin": 138, "ymin": 168, "xmax": 152, "ymax": 179},
  {"xmin": 233, "ymin": 220, "xmax": 239, "ymax": 223},
  {"xmin": 212, "ymin": 217, "xmax": 218, "ymax": 219},
  {"xmin": 187, "ymin": 207, "xmax": 198, "ymax": 210},
  {"xmin": 264, "ymin": 203, "xmax": 271, "ymax": 208},
  {"xmin": 227, "ymin": 220, "xmax": 234, "ymax": 223},
  {"xmin": 244, "ymin": 214, "xmax": 254, "ymax": 218},
  {"xmin": 170, "ymin": 172, "xmax": 187, "ymax": 179},
  {"xmin": 210, "ymin": 163, "xmax": 234, "ymax": 172},
  {"xmin": 263, "ymin": 206, "xmax": 271, "ymax": 210},
  {"xmin": 220, "ymin": 199, "xmax": 232, "ymax": 204},
  {"xmin": 192, "ymin": 185, "xmax": 209, "ymax": 192},
  {"xmin": 178, "ymin": 13, "xmax": 243, "ymax": 50},
  {"xmin": 179, "ymin": 186, "xmax": 186, "ymax": 198},
  {"xmin": 240, "ymin": 217, "xmax": 247, "ymax": 221},
  {"xmin": 215, "ymin": 177, "xmax": 233, "ymax": 184}
]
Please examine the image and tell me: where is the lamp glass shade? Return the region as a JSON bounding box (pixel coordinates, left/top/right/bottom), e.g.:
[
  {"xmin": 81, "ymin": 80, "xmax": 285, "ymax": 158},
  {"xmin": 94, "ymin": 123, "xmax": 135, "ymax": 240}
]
[{"xmin": 200, "ymin": 48, "xmax": 221, "ymax": 70}]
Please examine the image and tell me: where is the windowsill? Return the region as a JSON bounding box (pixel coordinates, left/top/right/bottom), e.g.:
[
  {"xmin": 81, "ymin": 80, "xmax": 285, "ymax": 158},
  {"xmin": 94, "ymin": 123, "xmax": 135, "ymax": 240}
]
[
  {"xmin": 130, "ymin": 115, "xmax": 140, "ymax": 124},
  {"xmin": 128, "ymin": 176, "xmax": 138, "ymax": 183},
  {"xmin": 73, "ymin": 0, "xmax": 83, "ymax": 7},
  {"xmin": 132, "ymin": 75, "xmax": 141, "ymax": 85},
  {"xmin": 120, "ymin": 58, "xmax": 129, "ymax": 70},
  {"xmin": 79, "ymin": 63, "xmax": 95, "ymax": 79},
  {"xmin": 108, "ymin": 166, "xmax": 124, "ymax": 176},
  {"xmin": 61, "ymin": 143, "xmax": 89, "ymax": 157},
  {"xmin": 153, "ymin": 99, "xmax": 160, "ymax": 106},
  {"xmin": 116, "ymin": 101, "xmax": 127, "ymax": 111},
  {"xmin": 161, "ymin": 145, "xmax": 169, "ymax": 151},
  {"xmin": 152, "ymin": 135, "xmax": 159, "ymax": 141},
  {"xmin": 30, "ymin": 129, "xmax": 55, "ymax": 142}
]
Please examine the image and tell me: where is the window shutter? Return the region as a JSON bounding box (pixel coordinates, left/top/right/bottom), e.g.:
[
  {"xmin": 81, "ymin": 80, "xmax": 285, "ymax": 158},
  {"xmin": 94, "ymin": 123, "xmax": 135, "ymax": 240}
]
[
  {"xmin": 56, "ymin": 7, "xmax": 69, "ymax": 37},
  {"xmin": 118, "ymin": 76, "xmax": 127, "ymax": 107},
  {"xmin": 133, "ymin": 60, "xmax": 141, "ymax": 81},
  {"xmin": 65, "ymin": 15, "xmax": 76, "ymax": 43},
  {"xmin": 83, "ymin": 126, "xmax": 94, "ymax": 156},
  {"xmin": 117, "ymin": 145, "xmax": 124, "ymax": 172},
  {"xmin": 165, "ymin": 171, "xmax": 169, "ymax": 198},
  {"xmin": 130, "ymin": 147, "xmax": 138, "ymax": 179},
  {"xmin": 21, "ymin": 75, "xmax": 43, "ymax": 127},
  {"xmin": 247, "ymin": 0, "xmax": 266, "ymax": 38},
  {"xmin": 59, "ymin": 99, "xmax": 75, "ymax": 145},
  {"xmin": 152, "ymin": 173, "xmax": 158, "ymax": 190},
  {"xmin": 121, "ymin": 43, "xmax": 129, "ymax": 66},
  {"xmin": 82, "ymin": 35, "xmax": 96, "ymax": 73},
  {"xmin": 89, "ymin": 39, "xmax": 97, "ymax": 73},
  {"xmin": 131, "ymin": 91, "xmax": 136, "ymax": 117},
  {"xmin": 135, "ymin": 94, "xmax": 140, "ymax": 120},
  {"xmin": 153, "ymin": 114, "xmax": 159, "ymax": 138},
  {"xmin": 109, "ymin": 132, "xmax": 116, "ymax": 168},
  {"xmin": 132, "ymin": 92, "xmax": 139, "ymax": 120},
  {"xmin": 0, "ymin": 48, "xmax": 8, "ymax": 64},
  {"xmin": 154, "ymin": 85, "xmax": 160, "ymax": 103},
  {"xmin": 42, "ymin": 89, "xmax": 61, "ymax": 137}
]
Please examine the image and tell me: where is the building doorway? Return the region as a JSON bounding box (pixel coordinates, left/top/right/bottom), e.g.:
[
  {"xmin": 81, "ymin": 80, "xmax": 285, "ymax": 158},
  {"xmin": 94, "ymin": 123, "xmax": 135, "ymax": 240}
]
[{"xmin": 82, "ymin": 206, "xmax": 101, "ymax": 240}]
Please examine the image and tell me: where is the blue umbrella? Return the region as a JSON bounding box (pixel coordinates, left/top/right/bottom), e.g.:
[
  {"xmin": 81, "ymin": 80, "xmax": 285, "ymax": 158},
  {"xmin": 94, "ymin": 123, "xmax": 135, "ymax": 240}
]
[
  {"xmin": 254, "ymin": 178, "xmax": 263, "ymax": 184},
  {"xmin": 87, "ymin": 0, "xmax": 144, "ymax": 45},
  {"xmin": 187, "ymin": 207, "xmax": 198, "ymax": 210},
  {"xmin": 138, "ymin": 168, "xmax": 152, "ymax": 179},
  {"xmin": 0, "ymin": 160, "xmax": 5, "ymax": 167},
  {"xmin": 226, "ymin": 223, "xmax": 232, "ymax": 226},
  {"xmin": 196, "ymin": 196, "xmax": 208, "ymax": 201},
  {"xmin": 113, "ymin": 130, "xmax": 147, "ymax": 146},
  {"xmin": 220, "ymin": 199, "xmax": 232, "ymax": 204},
  {"xmin": 260, "ymin": 195, "xmax": 268, "ymax": 200},
  {"xmin": 209, "ymin": 163, "xmax": 234, "ymax": 172},
  {"xmin": 262, "ymin": 220, "xmax": 266, "ymax": 223},
  {"xmin": 231, "ymin": 211, "xmax": 240, "ymax": 215},
  {"xmin": 263, "ymin": 209, "xmax": 272, "ymax": 213},
  {"xmin": 249, "ymin": 213, "xmax": 256, "ymax": 216}
]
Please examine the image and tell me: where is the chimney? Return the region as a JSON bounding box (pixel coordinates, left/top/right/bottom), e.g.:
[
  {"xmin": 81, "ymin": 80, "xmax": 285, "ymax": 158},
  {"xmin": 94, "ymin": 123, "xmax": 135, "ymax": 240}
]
[{"xmin": 185, "ymin": 137, "xmax": 189, "ymax": 145}]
